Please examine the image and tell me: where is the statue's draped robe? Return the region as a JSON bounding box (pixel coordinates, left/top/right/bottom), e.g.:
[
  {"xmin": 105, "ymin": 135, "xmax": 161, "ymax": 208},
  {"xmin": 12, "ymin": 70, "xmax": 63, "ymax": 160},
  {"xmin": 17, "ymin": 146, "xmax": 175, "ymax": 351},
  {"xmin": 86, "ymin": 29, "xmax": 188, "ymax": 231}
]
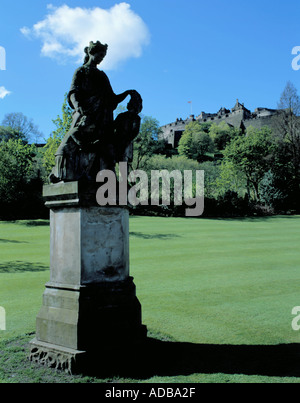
[{"xmin": 52, "ymin": 66, "xmax": 119, "ymax": 181}]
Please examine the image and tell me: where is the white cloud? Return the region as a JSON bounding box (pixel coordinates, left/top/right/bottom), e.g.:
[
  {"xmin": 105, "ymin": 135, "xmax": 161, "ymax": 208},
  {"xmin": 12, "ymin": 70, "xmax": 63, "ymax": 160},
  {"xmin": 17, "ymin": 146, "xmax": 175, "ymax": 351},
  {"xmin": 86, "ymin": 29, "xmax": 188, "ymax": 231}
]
[
  {"xmin": 20, "ymin": 26, "xmax": 31, "ymax": 37},
  {"xmin": 0, "ymin": 87, "xmax": 11, "ymax": 99},
  {"xmin": 20, "ymin": 3, "xmax": 150, "ymax": 70}
]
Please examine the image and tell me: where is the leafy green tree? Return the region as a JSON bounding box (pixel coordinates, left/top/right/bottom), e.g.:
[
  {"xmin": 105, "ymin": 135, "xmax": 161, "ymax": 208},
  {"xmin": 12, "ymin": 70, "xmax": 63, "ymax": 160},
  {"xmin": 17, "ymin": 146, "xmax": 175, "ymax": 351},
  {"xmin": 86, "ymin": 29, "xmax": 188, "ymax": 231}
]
[
  {"xmin": 178, "ymin": 121, "xmax": 215, "ymax": 161},
  {"xmin": 145, "ymin": 154, "xmax": 200, "ymax": 172},
  {"xmin": 215, "ymin": 160, "xmax": 247, "ymax": 197},
  {"xmin": 152, "ymin": 138, "xmax": 178, "ymax": 158},
  {"xmin": 141, "ymin": 154, "xmax": 201, "ymax": 207},
  {"xmin": 223, "ymin": 126, "xmax": 277, "ymax": 201},
  {"xmin": 0, "ymin": 126, "xmax": 23, "ymax": 142},
  {"xmin": 198, "ymin": 161, "xmax": 220, "ymax": 198},
  {"xmin": 209, "ymin": 122, "xmax": 240, "ymax": 151},
  {"xmin": 259, "ymin": 170, "xmax": 284, "ymax": 208},
  {"xmin": 267, "ymin": 139, "xmax": 299, "ymax": 210},
  {"xmin": 0, "ymin": 139, "xmax": 47, "ymax": 219},
  {"xmin": 43, "ymin": 94, "xmax": 73, "ymax": 175},
  {"xmin": 177, "ymin": 126, "xmax": 194, "ymax": 158},
  {"xmin": 0, "ymin": 139, "xmax": 35, "ymax": 203},
  {"xmin": 144, "ymin": 155, "xmax": 219, "ymax": 200},
  {"xmin": 196, "ymin": 133, "xmax": 215, "ymax": 161},
  {"xmin": 131, "ymin": 116, "xmax": 162, "ymax": 170}
]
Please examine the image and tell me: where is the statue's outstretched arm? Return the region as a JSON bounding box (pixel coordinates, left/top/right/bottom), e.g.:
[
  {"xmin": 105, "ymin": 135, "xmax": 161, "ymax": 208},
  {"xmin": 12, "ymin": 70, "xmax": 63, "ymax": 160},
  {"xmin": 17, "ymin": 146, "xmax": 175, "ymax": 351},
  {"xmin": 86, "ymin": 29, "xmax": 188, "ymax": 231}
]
[{"xmin": 115, "ymin": 90, "xmax": 136, "ymax": 106}]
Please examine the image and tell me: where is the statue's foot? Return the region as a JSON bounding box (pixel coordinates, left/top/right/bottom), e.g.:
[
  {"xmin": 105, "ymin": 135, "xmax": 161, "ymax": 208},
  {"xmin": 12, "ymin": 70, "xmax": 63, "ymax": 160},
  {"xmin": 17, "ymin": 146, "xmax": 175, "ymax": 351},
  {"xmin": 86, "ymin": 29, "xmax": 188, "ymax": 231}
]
[{"xmin": 49, "ymin": 173, "xmax": 62, "ymax": 184}]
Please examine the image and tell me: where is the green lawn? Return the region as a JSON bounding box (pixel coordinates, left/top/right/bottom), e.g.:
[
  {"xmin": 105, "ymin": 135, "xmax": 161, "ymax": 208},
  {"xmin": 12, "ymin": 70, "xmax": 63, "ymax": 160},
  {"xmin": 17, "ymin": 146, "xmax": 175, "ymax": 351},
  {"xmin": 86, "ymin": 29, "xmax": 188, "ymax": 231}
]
[{"xmin": 0, "ymin": 216, "xmax": 300, "ymax": 383}]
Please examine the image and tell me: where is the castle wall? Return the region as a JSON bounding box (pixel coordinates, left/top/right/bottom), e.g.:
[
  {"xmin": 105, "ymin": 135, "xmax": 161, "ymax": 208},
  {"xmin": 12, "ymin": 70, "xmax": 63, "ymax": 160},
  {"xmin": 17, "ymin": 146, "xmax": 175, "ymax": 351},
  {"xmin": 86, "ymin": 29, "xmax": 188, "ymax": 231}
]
[
  {"xmin": 243, "ymin": 114, "xmax": 281, "ymax": 134},
  {"xmin": 160, "ymin": 102, "xmax": 282, "ymax": 148}
]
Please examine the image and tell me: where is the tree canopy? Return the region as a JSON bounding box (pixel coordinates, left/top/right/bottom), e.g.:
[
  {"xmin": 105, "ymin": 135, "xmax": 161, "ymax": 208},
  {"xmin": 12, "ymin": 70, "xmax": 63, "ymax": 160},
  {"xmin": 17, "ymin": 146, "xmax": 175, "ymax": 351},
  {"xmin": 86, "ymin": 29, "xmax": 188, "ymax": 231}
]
[
  {"xmin": 43, "ymin": 94, "xmax": 73, "ymax": 175},
  {"xmin": 131, "ymin": 116, "xmax": 163, "ymax": 170},
  {"xmin": 178, "ymin": 121, "xmax": 215, "ymax": 161},
  {"xmin": 223, "ymin": 126, "xmax": 277, "ymax": 201},
  {"xmin": 1, "ymin": 112, "xmax": 42, "ymax": 143}
]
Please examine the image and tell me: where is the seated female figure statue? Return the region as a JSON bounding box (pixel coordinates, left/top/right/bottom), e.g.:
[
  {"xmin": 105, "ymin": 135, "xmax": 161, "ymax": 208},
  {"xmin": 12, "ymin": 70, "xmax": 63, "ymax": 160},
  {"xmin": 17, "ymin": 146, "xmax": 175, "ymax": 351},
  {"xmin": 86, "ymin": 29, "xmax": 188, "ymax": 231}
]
[{"xmin": 50, "ymin": 40, "xmax": 142, "ymax": 183}]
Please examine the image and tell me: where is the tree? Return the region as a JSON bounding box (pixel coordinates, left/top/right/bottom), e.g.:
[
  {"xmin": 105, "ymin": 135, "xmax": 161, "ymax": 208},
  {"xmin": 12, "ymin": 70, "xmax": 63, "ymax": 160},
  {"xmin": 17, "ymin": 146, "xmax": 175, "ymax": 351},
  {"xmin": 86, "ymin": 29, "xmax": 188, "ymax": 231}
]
[
  {"xmin": 223, "ymin": 126, "xmax": 277, "ymax": 201},
  {"xmin": 43, "ymin": 94, "xmax": 73, "ymax": 175},
  {"xmin": 141, "ymin": 154, "xmax": 202, "ymax": 209},
  {"xmin": 0, "ymin": 140, "xmax": 34, "ymax": 212},
  {"xmin": 198, "ymin": 161, "xmax": 220, "ymax": 198},
  {"xmin": 131, "ymin": 116, "xmax": 162, "ymax": 170},
  {"xmin": 51, "ymin": 94, "xmax": 73, "ymax": 140},
  {"xmin": 259, "ymin": 170, "xmax": 285, "ymax": 208},
  {"xmin": 151, "ymin": 138, "xmax": 178, "ymax": 158},
  {"xmin": 0, "ymin": 126, "xmax": 22, "ymax": 142},
  {"xmin": 0, "ymin": 139, "xmax": 47, "ymax": 219},
  {"xmin": 146, "ymin": 153, "xmax": 200, "ymax": 172},
  {"xmin": 209, "ymin": 122, "xmax": 240, "ymax": 151},
  {"xmin": 215, "ymin": 159, "xmax": 247, "ymax": 197},
  {"xmin": 278, "ymin": 81, "xmax": 300, "ymax": 115},
  {"xmin": 276, "ymin": 81, "xmax": 300, "ymax": 183},
  {"xmin": 2, "ymin": 112, "xmax": 42, "ymax": 143},
  {"xmin": 178, "ymin": 121, "xmax": 215, "ymax": 161},
  {"xmin": 177, "ymin": 125, "xmax": 194, "ymax": 158}
]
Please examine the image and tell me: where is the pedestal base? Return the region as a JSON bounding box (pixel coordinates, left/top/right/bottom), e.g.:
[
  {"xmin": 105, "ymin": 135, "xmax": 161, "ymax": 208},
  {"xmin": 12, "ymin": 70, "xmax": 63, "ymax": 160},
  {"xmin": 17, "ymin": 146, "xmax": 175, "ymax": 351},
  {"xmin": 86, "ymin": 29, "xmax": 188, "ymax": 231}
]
[
  {"xmin": 30, "ymin": 182, "xmax": 147, "ymax": 374},
  {"xmin": 29, "ymin": 277, "xmax": 147, "ymax": 373},
  {"xmin": 29, "ymin": 338, "xmax": 86, "ymax": 374}
]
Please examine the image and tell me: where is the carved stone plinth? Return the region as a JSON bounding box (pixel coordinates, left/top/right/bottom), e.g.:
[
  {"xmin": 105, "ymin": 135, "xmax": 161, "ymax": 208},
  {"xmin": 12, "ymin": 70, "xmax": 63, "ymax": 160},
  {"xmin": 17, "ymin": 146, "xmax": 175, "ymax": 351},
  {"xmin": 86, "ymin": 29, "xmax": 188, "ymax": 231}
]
[{"xmin": 29, "ymin": 181, "xmax": 146, "ymax": 373}]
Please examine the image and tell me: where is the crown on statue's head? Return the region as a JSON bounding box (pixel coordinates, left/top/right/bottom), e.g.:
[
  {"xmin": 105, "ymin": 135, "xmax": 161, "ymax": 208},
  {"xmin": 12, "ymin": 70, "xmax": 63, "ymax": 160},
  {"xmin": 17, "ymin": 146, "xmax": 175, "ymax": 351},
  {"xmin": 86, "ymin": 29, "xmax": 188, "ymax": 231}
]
[{"xmin": 85, "ymin": 41, "xmax": 108, "ymax": 56}]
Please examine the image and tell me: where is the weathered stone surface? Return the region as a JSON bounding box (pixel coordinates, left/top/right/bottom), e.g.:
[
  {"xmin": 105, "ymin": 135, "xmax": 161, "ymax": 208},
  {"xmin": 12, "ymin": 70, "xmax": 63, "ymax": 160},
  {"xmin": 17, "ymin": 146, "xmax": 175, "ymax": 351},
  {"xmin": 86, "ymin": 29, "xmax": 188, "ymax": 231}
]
[
  {"xmin": 29, "ymin": 338, "xmax": 85, "ymax": 374},
  {"xmin": 43, "ymin": 181, "xmax": 100, "ymax": 208},
  {"xmin": 49, "ymin": 206, "xmax": 129, "ymax": 285},
  {"xmin": 30, "ymin": 180, "xmax": 146, "ymax": 373},
  {"xmin": 43, "ymin": 181, "xmax": 129, "ymax": 285},
  {"xmin": 35, "ymin": 286, "xmax": 80, "ymax": 349},
  {"xmin": 34, "ymin": 278, "xmax": 146, "ymax": 352}
]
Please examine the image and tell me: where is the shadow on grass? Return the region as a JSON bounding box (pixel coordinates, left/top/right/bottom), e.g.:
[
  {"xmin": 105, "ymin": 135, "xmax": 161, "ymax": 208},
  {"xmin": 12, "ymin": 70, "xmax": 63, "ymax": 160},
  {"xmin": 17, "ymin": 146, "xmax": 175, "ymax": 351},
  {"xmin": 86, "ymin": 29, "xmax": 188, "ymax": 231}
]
[
  {"xmin": 0, "ymin": 261, "xmax": 48, "ymax": 273},
  {"xmin": 130, "ymin": 232, "xmax": 181, "ymax": 240},
  {"xmin": 204, "ymin": 215, "xmax": 300, "ymax": 223},
  {"xmin": 80, "ymin": 338, "xmax": 300, "ymax": 379},
  {"xmin": 0, "ymin": 239, "xmax": 28, "ymax": 244},
  {"xmin": 15, "ymin": 220, "xmax": 50, "ymax": 227}
]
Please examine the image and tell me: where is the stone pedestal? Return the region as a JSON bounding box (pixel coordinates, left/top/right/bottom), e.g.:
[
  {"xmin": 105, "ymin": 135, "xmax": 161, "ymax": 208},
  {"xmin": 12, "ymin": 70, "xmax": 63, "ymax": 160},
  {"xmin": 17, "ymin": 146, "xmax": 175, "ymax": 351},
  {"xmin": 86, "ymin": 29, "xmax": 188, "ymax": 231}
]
[{"xmin": 29, "ymin": 181, "xmax": 147, "ymax": 373}]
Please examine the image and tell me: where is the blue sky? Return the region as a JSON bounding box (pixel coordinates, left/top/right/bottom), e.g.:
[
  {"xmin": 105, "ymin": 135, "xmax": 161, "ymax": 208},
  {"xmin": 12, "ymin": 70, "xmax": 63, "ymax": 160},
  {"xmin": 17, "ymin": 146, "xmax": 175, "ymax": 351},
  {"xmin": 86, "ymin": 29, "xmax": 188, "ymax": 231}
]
[{"xmin": 1, "ymin": 0, "xmax": 300, "ymax": 140}]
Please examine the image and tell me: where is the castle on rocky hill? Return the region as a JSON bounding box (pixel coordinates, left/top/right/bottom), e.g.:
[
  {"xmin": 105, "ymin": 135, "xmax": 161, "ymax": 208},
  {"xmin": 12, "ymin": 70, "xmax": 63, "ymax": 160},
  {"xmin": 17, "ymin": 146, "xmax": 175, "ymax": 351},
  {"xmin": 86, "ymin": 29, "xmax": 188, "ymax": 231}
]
[{"xmin": 160, "ymin": 99, "xmax": 282, "ymax": 148}]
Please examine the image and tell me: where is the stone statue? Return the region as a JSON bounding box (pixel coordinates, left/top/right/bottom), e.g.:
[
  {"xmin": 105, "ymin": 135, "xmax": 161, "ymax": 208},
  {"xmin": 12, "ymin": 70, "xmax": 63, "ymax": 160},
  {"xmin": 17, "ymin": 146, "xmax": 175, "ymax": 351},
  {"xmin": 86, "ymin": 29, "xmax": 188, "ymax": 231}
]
[
  {"xmin": 49, "ymin": 41, "xmax": 142, "ymax": 183},
  {"xmin": 29, "ymin": 42, "xmax": 146, "ymax": 373}
]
